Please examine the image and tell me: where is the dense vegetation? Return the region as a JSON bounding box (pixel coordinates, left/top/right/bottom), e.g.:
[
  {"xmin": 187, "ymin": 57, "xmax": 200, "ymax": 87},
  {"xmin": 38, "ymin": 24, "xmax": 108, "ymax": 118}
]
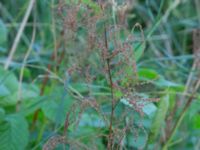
[{"xmin": 0, "ymin": 0, "xmax": 200, "ymax": 149}]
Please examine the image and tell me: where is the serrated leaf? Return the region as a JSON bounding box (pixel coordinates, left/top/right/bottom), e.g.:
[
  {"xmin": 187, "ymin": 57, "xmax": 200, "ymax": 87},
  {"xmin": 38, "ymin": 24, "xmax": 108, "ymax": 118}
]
[
  {"xmin": 148, "ymin": 95, "xmax": 169, "ymax": 143},
  {"xmin": 0, "ymin": 114, "xmax": 29, "ymax": 150}
]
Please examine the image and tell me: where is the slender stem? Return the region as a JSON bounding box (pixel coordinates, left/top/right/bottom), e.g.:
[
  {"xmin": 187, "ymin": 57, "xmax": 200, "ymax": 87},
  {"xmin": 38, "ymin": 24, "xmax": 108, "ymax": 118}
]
[
  {"xmin": 31, "ymin": 33, "xmax": 64, "ymax": 130},
  {"xmin": 162, "ymin": 81, "xmax": 200, "ymax": 149},
  {"xmin": 31, "ymin": 52, "xmax": 56, "ymax": 130},
  {"xmin": 4, "ymin": 0, "xmax": 35, "ymax": 70},
  {"xmin": 97, "ymin": 1, "xmax": 116, "ymax": 149},
  {"xmin": 107, "ymin": 58, "xmax": 115, "ymax": 150},
  {"xmin": 36, "ymin": 117, "xmax": 47, "ymax": 144},
  {"xmin": 103, "ymin": 23, "xmax": 115, "ymax": 150}
]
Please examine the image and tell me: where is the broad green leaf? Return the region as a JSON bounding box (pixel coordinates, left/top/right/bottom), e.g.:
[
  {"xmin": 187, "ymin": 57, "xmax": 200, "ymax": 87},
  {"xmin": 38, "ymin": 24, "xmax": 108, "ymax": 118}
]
[
  {"xmin": 42, "ymin": 93, "xmax": 73, "ymax": 125},
  {"xmin": 0, "ymin": 66, "xmax": 20, "ymax": 106},
  {"xmin": 138, "ymin": 68, "xmax": 159, "ymax": 80},
  {"xmin": 0, "ymin": 66, "xmax": 18, "ymax": 93},
  {"xmin": 0, "ymin": 114, "xmax": 29, "ymax": 150},
  {"xmin": 0, "ymin": 84, "xmax": 10, "ymax": 97},
  {"xmin": 0, "ymin": 19, "xmax": 7, "ymax": 44},
  {"xmin": 148, "ymin": 95, "xmax": 169, "ymax": 143},
  {"xmin": 19, "ymin": 96, "xmax": 47, "ymax": 116},
  {"xmin": 0, "ymin": 92, "xmax": 21, "ymax": 106},
  {"xmin": 20, "ymin": 83, "xmax": 39, "ymax": 98},
  {"xmin": 0, "ymin": 83, "xmax": 39, "ymax": 106}
]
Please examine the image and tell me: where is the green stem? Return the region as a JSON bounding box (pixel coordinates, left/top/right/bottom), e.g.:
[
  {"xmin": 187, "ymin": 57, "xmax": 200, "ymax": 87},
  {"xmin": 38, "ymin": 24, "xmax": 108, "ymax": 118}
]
[
  {"xmin": 36, "ymin": 117, "xmax": 47, "ymax": 144},
  {"xmin": 162, "ymin": 93, "xmax": 196, "ymax": 150}
]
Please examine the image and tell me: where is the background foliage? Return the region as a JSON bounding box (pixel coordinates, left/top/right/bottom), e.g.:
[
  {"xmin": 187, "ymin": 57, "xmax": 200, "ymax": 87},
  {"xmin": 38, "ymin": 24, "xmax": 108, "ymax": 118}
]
[{"xmin": 0, "ymin": 0, "xmax": 200, "ymax": 150}]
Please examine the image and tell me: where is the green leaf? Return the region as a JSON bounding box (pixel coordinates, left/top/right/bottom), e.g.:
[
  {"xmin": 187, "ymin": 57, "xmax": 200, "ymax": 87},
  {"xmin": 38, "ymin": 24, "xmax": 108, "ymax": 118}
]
[
  {"xmin": 142, "ymin": 103, "xmax": 157, "ymax": 117},
  {"xmin": 0, "ymin": 66, "xmax": 18, "ymax": 93},
  {"xmin": 0, "ymin": 83, "xmax": 39, "ymax": 106},
  {"xmin": 0, "ymin": 84, "xmax": 10, "ymax": 97},
  {"xmin": 114, "ymin": 89, "xmax": 123, "ymax": 99},
  {"xmin": 72, "ymin": 126, "xmax": 105, "ymax": 150},
  {"xmin": 0, "ymin": 107, "xmax": 5, "ymax": 120},
  {"xmin": 0, "ymin": 114, "xmax": 29, "ymax": 150},
  {"xmin": 120, "ymin": 98, "xmax": 133, "ymax": 108},
  {"xmin": 19, "ymin": 96, "xmax": 46, "ymax": 116},
  {"xmin": 156, "ymin": 77, "xmax": 181, "ymax": 88},
  {"xmin": 79, "ymin": 113, "xmax": 106, "ymax": 128},
  {"xmin": 138, "ymin": 68, "xmax": 159, "ymax": 80},
  {"xmin": 42, "ymin": 93, "xmax": 73, "ymax": 125},
  {"xmin": 0, "ymin": 67, "xmax": 21, "ymax": 106},
  {"xmin": 134, "ymin": 41, "xmax": 146, "ymax": 62},
  {"xmin": 192, "ymin": 114, "xmax": 200, "ymax": 129},
  {"xmin": 20, "ymin": 83, "xmax": 39, "ymax": 99},
  {"xmin": 126, "ymin": 134, "xmax": 147, "ymax": 149},
  {"xmin": 0, "ymin": 19, "xmax": 7, "ymax": 44},
  {"xmin": 0, "ymin": 92, "xmax": 20, "ymax": 106},
  {"xmin": 120, "ymin": 98, "xmax": 157, "ymax": 117},
  {"xmin": 81, "ymin": 0, "xmax": 101, "ymax": 14},
  {"xmin": 148, "ymin": 95, "xmax": 169, "ymax": 143}
]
